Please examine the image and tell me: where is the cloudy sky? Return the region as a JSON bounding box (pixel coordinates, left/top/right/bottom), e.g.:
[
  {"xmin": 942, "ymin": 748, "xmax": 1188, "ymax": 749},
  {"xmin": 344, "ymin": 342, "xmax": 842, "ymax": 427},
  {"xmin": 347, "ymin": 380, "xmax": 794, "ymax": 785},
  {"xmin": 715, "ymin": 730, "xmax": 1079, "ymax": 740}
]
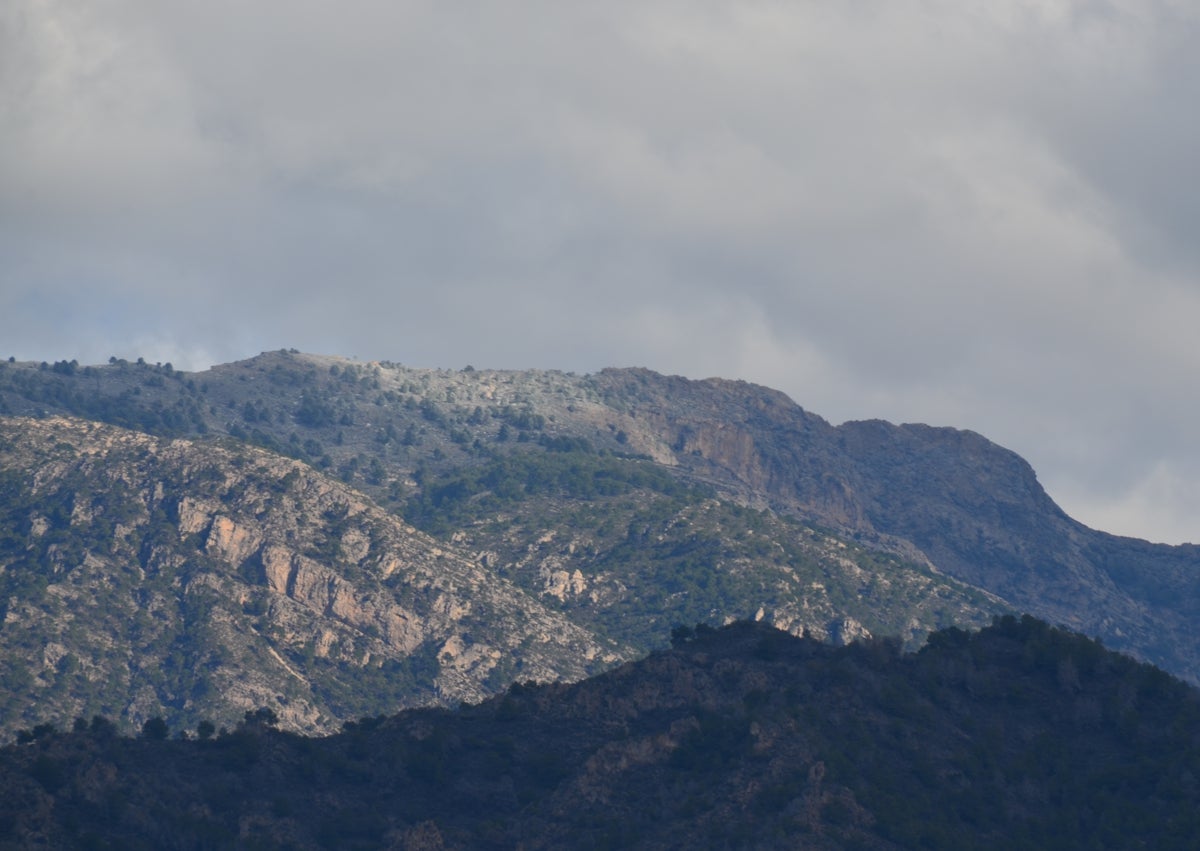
[{"xmin": 3, "ymin": 1, "xmax": 1198, "ymax": 544}]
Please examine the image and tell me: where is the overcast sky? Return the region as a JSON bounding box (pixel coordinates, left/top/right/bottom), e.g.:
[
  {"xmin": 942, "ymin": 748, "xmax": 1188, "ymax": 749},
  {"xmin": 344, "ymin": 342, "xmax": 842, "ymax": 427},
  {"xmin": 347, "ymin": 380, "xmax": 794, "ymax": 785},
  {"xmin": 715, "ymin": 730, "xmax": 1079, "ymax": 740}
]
[{"xmin": 3, "ymin": 1, "xmax": 1198, "ymax": 544}]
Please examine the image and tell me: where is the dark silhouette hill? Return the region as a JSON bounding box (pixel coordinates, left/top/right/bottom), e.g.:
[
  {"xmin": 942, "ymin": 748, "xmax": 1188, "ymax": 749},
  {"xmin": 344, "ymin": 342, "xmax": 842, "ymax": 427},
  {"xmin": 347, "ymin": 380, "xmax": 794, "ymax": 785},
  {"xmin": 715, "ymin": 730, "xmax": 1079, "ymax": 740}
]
[{"xmin": 2, "ymin": 617, "xmax": 1198, "ymax": 850}]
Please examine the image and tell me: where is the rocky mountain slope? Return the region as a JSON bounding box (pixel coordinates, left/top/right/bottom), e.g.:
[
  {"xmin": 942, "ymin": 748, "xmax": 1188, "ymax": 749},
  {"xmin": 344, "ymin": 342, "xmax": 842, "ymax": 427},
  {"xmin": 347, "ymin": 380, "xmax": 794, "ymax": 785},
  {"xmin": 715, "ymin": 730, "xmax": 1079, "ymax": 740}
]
[
  {"xmin": 0, "ymin": 416, "xmax": 623, "ymax": 737},
  {"xmin": 2, "ymin": 351, "xmax": 1198, "ymax": 677},
  {"xmin": 587, "ymin": 368, "xmax": 1200, "ymax": 678},
  {"xmin": 3, "ymin": 617, "xmax": 1198, "ymax": 850},
  {"xmin": 0, "ymin": 413, "xmax": 994, "ymax": 739}
]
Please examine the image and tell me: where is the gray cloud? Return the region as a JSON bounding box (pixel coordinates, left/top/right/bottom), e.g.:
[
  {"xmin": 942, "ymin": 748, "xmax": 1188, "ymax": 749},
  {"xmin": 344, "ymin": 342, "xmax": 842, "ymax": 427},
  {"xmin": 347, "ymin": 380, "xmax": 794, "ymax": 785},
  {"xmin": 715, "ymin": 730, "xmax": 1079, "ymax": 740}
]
[{"xmin": 2, "ymin": 0, "xmax": 1199, "ymax": 543}]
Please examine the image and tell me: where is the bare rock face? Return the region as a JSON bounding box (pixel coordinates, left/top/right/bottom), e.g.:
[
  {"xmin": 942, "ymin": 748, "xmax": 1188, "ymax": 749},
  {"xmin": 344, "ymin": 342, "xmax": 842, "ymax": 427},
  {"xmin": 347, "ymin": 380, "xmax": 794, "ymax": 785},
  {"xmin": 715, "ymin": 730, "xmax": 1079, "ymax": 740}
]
[
  {"xmin": 205, "ymin": 515, "xmax": 262, "ymax": 565},
  {"xmin": 830, "ymin": 617, "xmax": 872, "ymax": 646}
]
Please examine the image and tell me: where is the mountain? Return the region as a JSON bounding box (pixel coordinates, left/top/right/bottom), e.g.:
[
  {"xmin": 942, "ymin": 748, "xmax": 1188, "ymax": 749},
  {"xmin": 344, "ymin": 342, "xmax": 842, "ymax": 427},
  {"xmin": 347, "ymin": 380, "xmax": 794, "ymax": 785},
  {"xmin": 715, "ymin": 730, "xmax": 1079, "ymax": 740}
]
[
  {"xmin": 587, "ymin": 367, "xmax": 1200, "ymax": 678},
  {"xmin": 2, "ymin": 617, "xmax": 1198, "ymax": 850},
  {"xmin": 1, "ymin": 350, "xmax": 1198, "ymax": 737}
]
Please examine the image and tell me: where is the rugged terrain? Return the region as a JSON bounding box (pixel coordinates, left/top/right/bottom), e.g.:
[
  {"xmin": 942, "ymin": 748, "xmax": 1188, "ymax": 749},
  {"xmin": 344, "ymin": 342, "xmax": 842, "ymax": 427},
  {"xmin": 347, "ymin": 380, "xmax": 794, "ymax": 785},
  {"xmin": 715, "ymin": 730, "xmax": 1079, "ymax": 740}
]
[
  {"xmin": 1, "ymin": 350, "xmax": 1199, "ymax": 736},
  {"xmin": 2, "ymin": 617, "xmax": 1198, "ymax": 850},
  {"xmin": 0, "ymin": 417, "xmax": 622, "ymax": 735}
]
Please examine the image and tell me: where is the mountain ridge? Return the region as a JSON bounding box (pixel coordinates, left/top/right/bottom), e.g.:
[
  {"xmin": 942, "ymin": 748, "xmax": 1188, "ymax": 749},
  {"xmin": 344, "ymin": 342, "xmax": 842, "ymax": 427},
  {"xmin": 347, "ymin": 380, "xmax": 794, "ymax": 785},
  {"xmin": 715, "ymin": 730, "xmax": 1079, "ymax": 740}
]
[{"xmin": 1, "ymin": 350, "xmax": 1198, "ymax": 737}]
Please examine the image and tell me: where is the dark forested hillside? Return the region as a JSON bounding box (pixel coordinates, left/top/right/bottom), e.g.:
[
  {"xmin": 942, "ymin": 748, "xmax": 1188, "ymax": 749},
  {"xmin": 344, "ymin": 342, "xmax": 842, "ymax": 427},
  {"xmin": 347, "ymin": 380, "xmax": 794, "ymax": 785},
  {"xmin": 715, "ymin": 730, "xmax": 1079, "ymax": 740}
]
[{"xmin": 2, "ymin": 617, "xmax": 1198, "ymax": 850}]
